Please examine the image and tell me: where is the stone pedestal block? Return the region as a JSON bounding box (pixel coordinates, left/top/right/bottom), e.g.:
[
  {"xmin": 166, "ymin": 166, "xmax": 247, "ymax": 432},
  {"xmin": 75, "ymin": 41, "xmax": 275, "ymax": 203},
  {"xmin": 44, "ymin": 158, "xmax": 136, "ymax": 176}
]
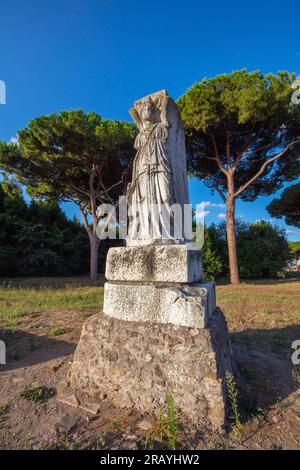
[
  {"xmin": 68, "ymin": 309, "xmax": 233, "ymax": 430},
  {"xmin": 105, "ymin": 245, "xmax": 202, "ymax": 283},
  {"xmin": 103, "ymin": 281, "xmax": 216, "ymax": 328}
]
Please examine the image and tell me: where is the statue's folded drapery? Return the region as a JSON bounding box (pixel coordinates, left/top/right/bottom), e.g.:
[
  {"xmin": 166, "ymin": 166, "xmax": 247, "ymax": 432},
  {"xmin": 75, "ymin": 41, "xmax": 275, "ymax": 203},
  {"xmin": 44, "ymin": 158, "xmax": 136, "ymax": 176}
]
[
  {"xmin": 127, "ymin": 90, "xmax": 189, "ymax": 244},
  {"xmin": 128, "ymin": 121, "xmax": 173, "ymax": 240}
]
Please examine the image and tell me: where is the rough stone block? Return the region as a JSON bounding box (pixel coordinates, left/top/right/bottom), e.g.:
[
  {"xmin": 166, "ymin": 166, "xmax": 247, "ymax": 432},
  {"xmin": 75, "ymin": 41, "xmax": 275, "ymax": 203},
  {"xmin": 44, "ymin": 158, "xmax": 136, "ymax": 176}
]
[
  {"xmin": 68, "ymin": 309, "xmax": 234, "ymax": 429},
  {"xmin": 103, "ymin": 281, "xmax": 215, "ymax": 328},
  {"xmin": 105, "ymin": 245, "xmax": 202, "ymax": 283}
]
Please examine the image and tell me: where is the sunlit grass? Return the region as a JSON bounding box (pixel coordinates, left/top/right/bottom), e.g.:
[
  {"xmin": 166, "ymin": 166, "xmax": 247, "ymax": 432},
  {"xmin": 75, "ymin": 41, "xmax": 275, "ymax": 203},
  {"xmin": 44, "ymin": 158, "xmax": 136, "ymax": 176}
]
[
  {"xmin": 217, "ymin": 281, "xmax": 300, "ymax": 345},
  {"xmin": 0, "ymin": 277, "xmax": 299, "ymax": 337},
  {"xmin": 0, "ymin": 277, "xmax": 104, "ymax": 327},
  {"xmin": 215, "ymin": 280, "xmax": 300, "ymax": 377}
]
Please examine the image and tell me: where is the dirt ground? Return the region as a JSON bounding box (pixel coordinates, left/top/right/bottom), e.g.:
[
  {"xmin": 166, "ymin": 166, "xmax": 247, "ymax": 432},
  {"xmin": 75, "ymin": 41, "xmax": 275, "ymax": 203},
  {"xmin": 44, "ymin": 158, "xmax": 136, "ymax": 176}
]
[{"xmin": 0, "ymin": 279, "xmax": 300, "ymax": 450}]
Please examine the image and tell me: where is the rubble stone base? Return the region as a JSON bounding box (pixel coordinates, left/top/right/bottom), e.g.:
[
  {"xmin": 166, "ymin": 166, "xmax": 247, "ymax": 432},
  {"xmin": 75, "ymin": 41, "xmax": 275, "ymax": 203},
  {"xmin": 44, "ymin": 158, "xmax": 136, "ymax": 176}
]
[{"xmin": 67, "ymin": 309, "xmax": 233, "ymax": 430}]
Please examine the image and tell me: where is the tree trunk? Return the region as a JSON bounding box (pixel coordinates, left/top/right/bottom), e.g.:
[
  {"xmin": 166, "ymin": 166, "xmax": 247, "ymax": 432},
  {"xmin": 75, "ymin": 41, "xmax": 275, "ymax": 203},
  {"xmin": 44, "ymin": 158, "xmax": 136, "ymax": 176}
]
[
  {"xmin": 226, "ymin": 197, "xmax": 240, "ymax": 284},
  {"xmin": 89, "ymin": 233, "xmax": 100, "ymax": 282}
]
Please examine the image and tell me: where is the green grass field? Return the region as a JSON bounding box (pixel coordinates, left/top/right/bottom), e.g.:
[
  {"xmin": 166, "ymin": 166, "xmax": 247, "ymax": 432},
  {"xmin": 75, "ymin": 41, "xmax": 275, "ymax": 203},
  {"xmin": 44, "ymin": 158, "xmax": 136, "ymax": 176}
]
[
  {"xmin": 0, "ymin": 277, "xmax": 104, "ymax": 328},
  {"xmin": 0, "ymin": 277, "xmax": 299, "ymax": 335},
  {"xmin": 289, "ymin": 241, "xmax": 300, "ymax": 253}
]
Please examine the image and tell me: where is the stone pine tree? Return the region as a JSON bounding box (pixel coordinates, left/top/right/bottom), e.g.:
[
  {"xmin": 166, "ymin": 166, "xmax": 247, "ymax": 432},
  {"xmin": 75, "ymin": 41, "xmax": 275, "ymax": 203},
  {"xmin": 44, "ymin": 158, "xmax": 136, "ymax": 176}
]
[
  {"xmin": 267, "ymin": 183, "xmax": 300, "ymax": 228},
  {"xmin": 0, "ymin": 110, "xmax": 136, "ymax": 281},
  {"xmin": 178, "ymin": 70, "xmax": 300, "ymax": 284}
]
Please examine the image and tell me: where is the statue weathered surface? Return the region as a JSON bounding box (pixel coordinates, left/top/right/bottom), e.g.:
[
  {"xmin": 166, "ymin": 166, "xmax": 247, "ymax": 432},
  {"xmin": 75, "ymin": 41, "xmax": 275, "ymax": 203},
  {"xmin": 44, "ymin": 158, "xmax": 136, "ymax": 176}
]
[
  {"xmin": 127, "ymin": 90, "xmax": 189, "ymax": 244},
  {"xmin": 65, "ymin": 90, "xmax": 235, "ymax": 431},
  {"xmin": 104, "ymin": 90, "xmax": 208, "ymax": 316}
]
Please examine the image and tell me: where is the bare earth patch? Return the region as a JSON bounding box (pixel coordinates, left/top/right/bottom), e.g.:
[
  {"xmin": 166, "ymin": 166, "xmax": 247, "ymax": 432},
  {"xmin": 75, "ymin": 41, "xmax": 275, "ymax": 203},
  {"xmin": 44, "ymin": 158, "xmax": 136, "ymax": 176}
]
[{"xmin": 0, "ymin": 278, "xmax": 300, "ymax": 449}]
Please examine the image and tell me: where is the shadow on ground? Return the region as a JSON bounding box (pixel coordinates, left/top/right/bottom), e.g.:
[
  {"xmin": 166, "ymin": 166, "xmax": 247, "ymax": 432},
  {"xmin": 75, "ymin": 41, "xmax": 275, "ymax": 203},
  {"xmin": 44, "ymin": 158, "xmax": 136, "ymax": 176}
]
[
  {"xmin": 1, "ymin": 323, "xmax": 299, "ymax": 420},
  {"xmin": 0, "ymin": 328, "xmax": 76, "ymax": 371},
  {"xmin": 230, "ymin": 324, "xmax": 300, "ymax": 418}
]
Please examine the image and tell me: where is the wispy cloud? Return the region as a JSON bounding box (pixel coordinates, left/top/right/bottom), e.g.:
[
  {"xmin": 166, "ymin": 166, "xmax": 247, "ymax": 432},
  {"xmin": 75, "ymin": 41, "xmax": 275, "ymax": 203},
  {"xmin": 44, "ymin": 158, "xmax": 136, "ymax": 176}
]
[
  {"xmin": 195, "ymin": 210, "xmax": 210, "ymax": 220},
  {"xmin": 201, "ymin": 201, "xmax": 226, "ymax": 209},
  {"xmin": 286, "ymin": 229, "xmax": 296, "ymax": 234},
  {"xmin": 9, "ymin": 136, "xmax": 18, "ymax": 144},
  {"xmin": 217, "ymin": 213, "xmax": 226, "ymax": 219}
]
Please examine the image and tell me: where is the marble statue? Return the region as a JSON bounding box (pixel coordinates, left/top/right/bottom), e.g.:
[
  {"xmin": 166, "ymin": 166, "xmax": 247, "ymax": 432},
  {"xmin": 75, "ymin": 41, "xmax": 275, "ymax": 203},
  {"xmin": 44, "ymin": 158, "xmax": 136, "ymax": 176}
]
[
  {"xmin": 126, "ymin": 90, "xmax": 189, "ymax": 244},
  {"xmin": 66, "ymin": 90, "xmax": 231, "ymax": 432}
]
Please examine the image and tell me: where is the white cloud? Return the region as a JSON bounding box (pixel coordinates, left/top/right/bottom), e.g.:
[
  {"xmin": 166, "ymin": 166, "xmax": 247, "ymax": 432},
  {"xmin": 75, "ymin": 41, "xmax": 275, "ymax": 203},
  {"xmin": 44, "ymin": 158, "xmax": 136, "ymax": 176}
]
[
  {"xmin": 9, "ymin": 136, "xmax": 18, "ymax": 144},
  {"xmin": 217, "ymin": 213, "xmax": 226, "ymax": 219},
  {"xmin": 211, "ymin": 203, "xmax": 226, "ymax": 209},
  {"xmin": 200, "ymin": 201, "xmax": 211, "ymax": 209},
  {"xmin": 195, "ymin": 210, "xmax": 210, "ymax": 220},
  {"xmin": 286, "ymin": 229, "xmax": 296, "ymax": 234},
  {"xmin": 201, "ymin": 201, "xmax": 226, "ymax": 209}
]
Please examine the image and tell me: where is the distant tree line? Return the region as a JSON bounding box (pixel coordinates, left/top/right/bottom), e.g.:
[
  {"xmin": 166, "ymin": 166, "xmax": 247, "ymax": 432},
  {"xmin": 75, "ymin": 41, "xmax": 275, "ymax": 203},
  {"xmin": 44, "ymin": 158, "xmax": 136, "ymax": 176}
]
[
  {"xmin": 202, "ymin": 220, "xmax": 290, "ymax": 280},
  {"xmin": 0, "ymin": 180, "xmax": 118, "ymax": 277},
  {"xmin": 0, "ymin": 177, "xmax": 290, "ymax": 280},
  {"xmin": 0, "ymin": 70, "xmax": 299, "ymax": 283},
  {"xmin": 0, "ymin": 111, "xmax": 135, "ymax": 281}
]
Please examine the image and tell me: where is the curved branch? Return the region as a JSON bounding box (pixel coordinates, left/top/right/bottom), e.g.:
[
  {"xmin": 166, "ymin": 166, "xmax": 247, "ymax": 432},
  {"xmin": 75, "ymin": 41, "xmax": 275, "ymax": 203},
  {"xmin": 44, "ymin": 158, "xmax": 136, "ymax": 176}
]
[
  {"xmin": 203, "ymin": 179, "xmax": 227, "ymax": 203},
  {"xmin": 234, "ymin": 140, "xmax": 300, "ymax": 198},
  {"xmin": 209, "ymin": 132, "xmax": 228, "ymax": 176},
  {"xmin": 79, "ymin": 207, "xmax": 92, "ymax": 237},
  {"xmin": 224, "ymin": 126, "xmax": 231, "ymax": 169},
  {"xmin": 214, "ymin": 185, "xmax": 227, "ymax": 203},
  {"xmin": 202, "ymin": 156, "xmax": 218, "ymax": 162},
  {"xmin": 68, "ymin": 182, "xmax": 90, "ymax": 197},
  {"xmin": 96, "ymin": 179, "xmax": 123, "ymax": 200}
]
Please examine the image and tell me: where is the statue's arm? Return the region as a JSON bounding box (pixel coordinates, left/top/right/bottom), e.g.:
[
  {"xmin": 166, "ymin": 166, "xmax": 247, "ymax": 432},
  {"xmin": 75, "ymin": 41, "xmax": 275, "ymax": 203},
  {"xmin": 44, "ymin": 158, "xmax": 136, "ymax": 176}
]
[
  {"xmin": 130, "ymin": 108, "xmax": 142, "ymax": 130},
  {"xmin": 160, "ymin": 96, "xmax": 170, "ymax": 128}
]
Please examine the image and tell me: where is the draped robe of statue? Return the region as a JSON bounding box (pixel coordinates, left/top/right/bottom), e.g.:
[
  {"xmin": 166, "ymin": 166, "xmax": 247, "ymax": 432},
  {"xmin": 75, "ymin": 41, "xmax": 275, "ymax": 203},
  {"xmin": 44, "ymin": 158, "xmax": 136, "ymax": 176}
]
[
  {"xmin": 127, "ymin": 90, "xmax": 189, "ymax": 245},
  {"xmin": 68, "ymin": 90, "xmax": 227, "ymax": 433}
]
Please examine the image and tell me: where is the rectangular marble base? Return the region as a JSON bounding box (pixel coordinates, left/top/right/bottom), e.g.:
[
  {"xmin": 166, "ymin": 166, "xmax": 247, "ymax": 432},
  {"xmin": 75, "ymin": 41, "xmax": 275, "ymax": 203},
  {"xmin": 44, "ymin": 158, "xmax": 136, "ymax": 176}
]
[
  {"xmin": 103, "ymin": 281, "xmax": 216, "ymax": 328},
  {"xmin": 105, "ymin": 244, "xmax": 202, "ymax": 283}
]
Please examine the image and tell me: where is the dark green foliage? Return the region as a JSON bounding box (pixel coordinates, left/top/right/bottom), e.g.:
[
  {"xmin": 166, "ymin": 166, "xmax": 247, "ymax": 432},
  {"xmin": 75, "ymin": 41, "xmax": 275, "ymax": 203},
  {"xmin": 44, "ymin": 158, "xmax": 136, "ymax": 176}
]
[
  {"xmin": 0, "ymin": 110, "xmax": 136, "ymax": 206},
  {"xmin": 179, "ymin": 70, "xmax": 300, "ymax": 283},
  {"xmin": 0, "ymin": 110, "xmax": 136, "ymax": 280},
  {"xmin": 267, "ymin": 183, "xmax": 300, "ymax": 228},
  {"xmin": 237, "ymin": 221, "xmax": 290, "ymax": 278},
  {"xmin": 202, "ymin": 220, "xmax": 290, "ymax": 279},
  {"xmin": 0, "ymin": 181, "xmax": 90, "ymax": 277},
  {"xmin": 178, "ymin": 70, "xmax": 300, "ymax": 201},
  {"xmin": 202, "ymin": 226, "xmax": 223, "ymax": 280}
]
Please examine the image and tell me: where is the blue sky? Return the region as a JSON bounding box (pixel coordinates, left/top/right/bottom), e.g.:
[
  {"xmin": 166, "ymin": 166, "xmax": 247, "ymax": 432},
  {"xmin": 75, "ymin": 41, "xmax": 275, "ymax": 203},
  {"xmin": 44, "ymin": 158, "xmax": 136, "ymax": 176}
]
[{"xmin": 0, "ymin": 0, "xmax": 299, "ymax": 240}]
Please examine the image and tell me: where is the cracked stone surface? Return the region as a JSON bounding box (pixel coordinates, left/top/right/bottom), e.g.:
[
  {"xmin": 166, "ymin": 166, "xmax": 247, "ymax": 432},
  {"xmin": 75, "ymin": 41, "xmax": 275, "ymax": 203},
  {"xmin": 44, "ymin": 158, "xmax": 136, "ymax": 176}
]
[
  {"xmin": 103, "ymin": 281, "xmax": 215, "ymax": 328},
  {"xmin": 105, "ymin": 245, "xmax": 202, "ymax": 283},
  {"xmin": 68, "ymin": 309, "xmax": 234, "ymax": 430}
]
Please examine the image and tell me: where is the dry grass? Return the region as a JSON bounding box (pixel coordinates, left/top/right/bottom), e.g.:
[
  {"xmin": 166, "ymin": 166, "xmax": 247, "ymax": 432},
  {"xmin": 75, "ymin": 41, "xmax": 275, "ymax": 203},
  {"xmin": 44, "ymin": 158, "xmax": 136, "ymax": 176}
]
[
  {"xmin": 217, "ymin": 280, "xmax": 300, "ymax": 331},
  {"xmin": 0, "ymin": 277, "xmax": 104, "ymax": 329},
  {"xmin": 217, "ymin": 280, "xmax": 300, "ymax": 359},
  {"xmin": 1, "ymin": 277, "xmax": 299, "ymax": 334}
]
